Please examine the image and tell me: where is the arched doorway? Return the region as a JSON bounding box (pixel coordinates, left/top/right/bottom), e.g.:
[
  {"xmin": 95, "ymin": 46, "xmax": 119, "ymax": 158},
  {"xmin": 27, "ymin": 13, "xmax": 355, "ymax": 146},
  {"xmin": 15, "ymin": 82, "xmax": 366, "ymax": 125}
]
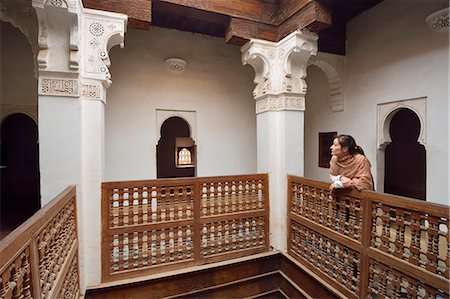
[
  {"xmin": 384, "ymin": 108, "xmax": 426, "ymax": 200},
  {"xmin": 1, "ymin": 113, "xmax": 41, "ymax": 237},
  {"xmin": 157, "ymin": 116, "xmax": 196, "ymax": 178}
]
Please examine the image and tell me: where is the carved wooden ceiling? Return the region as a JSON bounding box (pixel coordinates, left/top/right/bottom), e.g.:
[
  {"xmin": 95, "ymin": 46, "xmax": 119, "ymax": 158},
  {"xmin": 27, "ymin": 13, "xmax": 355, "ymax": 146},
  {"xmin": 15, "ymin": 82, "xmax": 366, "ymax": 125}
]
[{"xmin": 82, "ymin": 0, "xmax": 383, "ymax": 55}]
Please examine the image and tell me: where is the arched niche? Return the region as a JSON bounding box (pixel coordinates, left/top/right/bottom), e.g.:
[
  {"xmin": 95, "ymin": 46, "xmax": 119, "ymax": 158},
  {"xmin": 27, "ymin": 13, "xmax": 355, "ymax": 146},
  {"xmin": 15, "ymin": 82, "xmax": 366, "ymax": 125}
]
[
  {"xmin": 377, "ymin": 97, "xmax": 426, "ymax": 150},
  {"xmin": 156, "ymin": 109, "xmax": 197, "ymax": 143},
  {"xmin": 376, "ymin": 97, "xmax": 427, "ymax": 192},
  {"xmin": 156, "ymin": 112, "xmax": 197, "ymax": 179}
]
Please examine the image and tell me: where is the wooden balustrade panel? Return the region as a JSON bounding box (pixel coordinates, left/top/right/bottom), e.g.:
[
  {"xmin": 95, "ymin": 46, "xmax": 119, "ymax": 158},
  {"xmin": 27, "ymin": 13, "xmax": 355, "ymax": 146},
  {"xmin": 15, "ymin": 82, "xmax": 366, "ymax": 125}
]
[
  {"xmin": 107, "ymin": 183, "xmax": 195, "ymax": 228},
  {"xmin": 0, "ymin": 186, "xmax": 79, "ymax": 299},
  {"xmin": 289, "ymin": 177, "xmax": 362, "ymax": 242},
  {"xmin": 57, "ymin": 252, "xmax": 80, "ymax": 299},
  {"xmin": 36, "ymin": 193, "xmax": 78, "ymax": 298},
  {"xmin": 0, "ymin": 246, "xmax": 33, "ymax": 299},
  {"xmin": 199, "ymin": 175, "xmax": 269, "ymax": 259},
  {"xmin": 368, "ymin": 259, "xmax": 448, "ymax": 299},
  {"xmin": 110, "ymin": 226, "xmax": 195, "ymax": 273},
  {"xmin": 102, "ymin": 175, "xmax": 269, "ymax": 282},
  {"xmin": 371, "ymin": 201, "xmax": 449, "ymax": 280},
  {"xmin": 199, "ymin": 177, "xmax": 267, "ymax": 217},
  {"xmin": 288, "ymin": 175, "xmax": 450, "ymax": 298},
  {"xmin": 200, "ymin": 216, "xmax": 266, "ymax": 258},
  {"xmin": 103, "ymin": 180, "xmax": 196, "ymax": 277},
  {"xmin": 290, "ymin": 220, "xmax": 360, "ymax": 298}
]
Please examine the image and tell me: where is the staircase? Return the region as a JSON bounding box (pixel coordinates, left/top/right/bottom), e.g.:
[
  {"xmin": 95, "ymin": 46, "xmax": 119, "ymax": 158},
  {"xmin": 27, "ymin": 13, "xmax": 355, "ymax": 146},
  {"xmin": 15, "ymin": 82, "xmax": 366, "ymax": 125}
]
[{"xmin": 85, "ymin": 252, "xmax": 338, "ymax": 299}]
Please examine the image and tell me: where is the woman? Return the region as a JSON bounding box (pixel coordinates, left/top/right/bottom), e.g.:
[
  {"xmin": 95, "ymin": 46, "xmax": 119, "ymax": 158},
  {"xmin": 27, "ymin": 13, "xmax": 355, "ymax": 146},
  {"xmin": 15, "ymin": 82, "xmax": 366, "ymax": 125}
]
[{"xmin": 329, "ymin": 134, "xmax": 373, "ymax": 191}]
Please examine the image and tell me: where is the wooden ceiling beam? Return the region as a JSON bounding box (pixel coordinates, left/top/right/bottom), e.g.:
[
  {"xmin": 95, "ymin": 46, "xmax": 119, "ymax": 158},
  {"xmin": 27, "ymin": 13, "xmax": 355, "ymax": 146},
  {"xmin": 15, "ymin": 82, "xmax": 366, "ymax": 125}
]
[
  {"xmin": 82, "ymin": 0, "xmax": 152, "ymax": 29},
  {"xmin": 225, "ymin": 18, "xmax": 278, "ymax": 45},
  {"xmin": 225, "ymin": 1, "xmax": 331, "ymax": 47},
  {"xmin": 278, "ymin": 1, "xmax": 332, "ymax": 39},
  {"xmin": 156, "ymin": 0, "xmax": 279, "ymax": 25}
]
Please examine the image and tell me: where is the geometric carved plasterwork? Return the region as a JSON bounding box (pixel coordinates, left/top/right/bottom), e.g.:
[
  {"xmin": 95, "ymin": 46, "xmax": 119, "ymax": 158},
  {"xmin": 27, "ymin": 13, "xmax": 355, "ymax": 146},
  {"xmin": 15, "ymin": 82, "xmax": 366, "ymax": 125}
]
[
  {"xmin": 39, "ymin": 77, "xmax": 79, "ymax": 97},
  {"xmin": 255, "ymin": 93, "xmax": 305, "ymax": 114},
  {"xmin": 83, "ymin": 12, "xmax": 127, "ymax": 87},
  {"xmin": 38, "ymin": 77, "xmax": 104, "ymax": 101},
  {"xmin": 242, "ymin": 29, "xmax": 318, "ymax": 114},
  {"xmin": 377, "ymin": 97, "xmax": 427, "ymax": 149},
  {"xmin": 80, "ymin": 82, "xmax": 103, "ymax": 101},
  {"xmin": 425, "ymin": 7, "xmax": 449, "ymax": 33}
]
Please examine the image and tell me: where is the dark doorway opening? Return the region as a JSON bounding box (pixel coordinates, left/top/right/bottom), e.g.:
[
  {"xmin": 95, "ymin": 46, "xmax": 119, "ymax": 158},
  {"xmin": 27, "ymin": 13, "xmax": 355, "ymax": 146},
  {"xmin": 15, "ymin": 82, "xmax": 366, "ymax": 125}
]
[
  {"xmin": 1, "ymin": 113, "xmax": 41, "ymax": 238},
  {"xmin": 157, "ymin": 116, "xmax": 196, "ymax": 178},
  {"xmin": 384, "ymin": 108, "xmax": 426, "ymax": 200}
]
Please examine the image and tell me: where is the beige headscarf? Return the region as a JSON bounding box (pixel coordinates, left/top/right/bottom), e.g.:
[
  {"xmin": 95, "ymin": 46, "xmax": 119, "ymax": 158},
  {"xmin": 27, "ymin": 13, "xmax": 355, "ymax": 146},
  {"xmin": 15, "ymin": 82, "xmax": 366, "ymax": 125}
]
[{"xmin": 329, "ymin": 153, "xmax": 373, "ymax": 191}]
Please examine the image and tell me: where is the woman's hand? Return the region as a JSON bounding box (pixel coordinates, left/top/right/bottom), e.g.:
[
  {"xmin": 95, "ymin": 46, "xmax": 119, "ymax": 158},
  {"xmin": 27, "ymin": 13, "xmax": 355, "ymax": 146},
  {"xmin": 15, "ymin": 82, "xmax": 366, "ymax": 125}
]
[
  {"xmin": 340, "ymin": 176, "xmax": 351, "ymax": 187},
  {"xmin": 329, "ymin": 183, "xmax": 336, "ymax": 192}
]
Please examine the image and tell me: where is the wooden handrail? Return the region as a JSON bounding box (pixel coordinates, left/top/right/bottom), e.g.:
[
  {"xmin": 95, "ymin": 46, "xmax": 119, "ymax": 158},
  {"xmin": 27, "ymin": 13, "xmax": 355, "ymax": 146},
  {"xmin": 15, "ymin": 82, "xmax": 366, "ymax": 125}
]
[
  {"xmin": 101, "ymin": 174, "xmax": 270, "ymax": 283},
  {"xmin": 0, "ymin": 185, "xmax": 79, "ymax": 299},
  {"xmin": 287, "ymin": 175, "xmax": 450, "ymax": 298}
]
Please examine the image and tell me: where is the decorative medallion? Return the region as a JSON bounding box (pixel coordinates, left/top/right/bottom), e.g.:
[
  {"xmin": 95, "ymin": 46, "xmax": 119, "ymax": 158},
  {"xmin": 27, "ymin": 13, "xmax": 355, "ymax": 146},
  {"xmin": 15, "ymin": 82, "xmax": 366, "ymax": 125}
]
[
  {"xmin": 89, "ymin": 22, "xmax": 105, "ymax": 36},
  {"xmin": 164, "ymin": 58, "xmax": 187, "ymax": 74},
  {"xmin": 425, "ymin": 7, "xmax": 449, "ymax": 32}
]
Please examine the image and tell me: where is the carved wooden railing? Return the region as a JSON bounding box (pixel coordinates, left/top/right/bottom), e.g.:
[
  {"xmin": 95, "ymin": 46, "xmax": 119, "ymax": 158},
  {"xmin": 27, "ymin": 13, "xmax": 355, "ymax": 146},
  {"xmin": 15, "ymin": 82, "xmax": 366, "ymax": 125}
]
[
  {"xmin": 0, "ymin": 186, "xmax": 79, "ymax": 299},
  {"xmin": 101, "ymin": 174, "xmax": 270, "ymax": 282},
  {"xmin": 288, "ymin": 175, "xmax": 449, "ymax": 299}
]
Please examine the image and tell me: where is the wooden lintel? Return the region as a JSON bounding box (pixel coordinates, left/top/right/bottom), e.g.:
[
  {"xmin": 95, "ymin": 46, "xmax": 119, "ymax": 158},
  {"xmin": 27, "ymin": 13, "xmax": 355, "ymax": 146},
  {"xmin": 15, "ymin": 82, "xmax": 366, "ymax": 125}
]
[
  {"xmin": 226, "ymin": 1, "xmax": 331, "ymax": 47},
  {"xmin": 225, "ymin": 18, "xmax": 278, "ymax": 46},
  {"xmin": 278, "ymin": 1, "xmax": 332, "ymax": 40},
  {"xmin": 273, "ymin": 0, "xmax": 313, "ymax": 24},
  {"xmin": 82, "ymin": 0, "xmax": 152, "ymax": 25},
  {"xmin": 157, "ymin": 0, "xmax": 279, "ymax": 25}
]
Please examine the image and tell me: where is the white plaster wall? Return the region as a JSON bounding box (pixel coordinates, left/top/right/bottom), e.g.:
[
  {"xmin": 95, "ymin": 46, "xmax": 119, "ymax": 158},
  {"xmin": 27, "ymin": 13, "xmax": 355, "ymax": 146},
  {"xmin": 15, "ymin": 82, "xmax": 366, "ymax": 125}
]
[
  {"xmin": 105, "ymin": 27, "xmax": 257, "ymax": 181},
  {"xmin": 305, "ymin": 64, "xmax": 334, "ymax": 181},
  {"xmin": 304, "ymin": 0, "xmax": 449, "ymax": 204},
  {"xmin": 0, "ymin": 21, "xmax": 37, "ymax": 121}
]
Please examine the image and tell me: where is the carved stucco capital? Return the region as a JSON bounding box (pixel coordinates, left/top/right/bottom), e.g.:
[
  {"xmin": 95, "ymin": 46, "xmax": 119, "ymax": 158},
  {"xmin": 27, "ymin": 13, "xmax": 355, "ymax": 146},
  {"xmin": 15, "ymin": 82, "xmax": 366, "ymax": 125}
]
[
  {"xmin": 29, "ymin": 0, "xmax": 127, "ymax": 98},
  {"xmin": 82, "ymin": 10, "xmax": 127, "ymax": 87},
  {"xmin": 241, "ymin": 29, "xmax": 318, "ymax": 104},
  {"xmin": 32, "ymin": 0, "xmax": 82, "ymax": 71}
]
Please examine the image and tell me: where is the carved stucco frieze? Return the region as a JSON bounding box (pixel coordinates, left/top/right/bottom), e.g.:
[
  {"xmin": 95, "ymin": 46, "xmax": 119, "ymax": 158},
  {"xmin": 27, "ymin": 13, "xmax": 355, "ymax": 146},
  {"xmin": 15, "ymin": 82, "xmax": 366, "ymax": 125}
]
[
  {"xmin": 241, "ymin": 29, "xmax": 317, "ymax": 114},
  {"xmin": 39, "ymin": 77, "xmax": 79, "ymax": 97},
  {"xmin": 255, "ymin": 93, "xmax": 305, "ymax": 114},
  {"xmin": 83, "ymin": 12, "xmax": 127, "ymax": 87},
  {"xmin": 80, "ymin": 82, "xmax": 103, "ymax": 101}
]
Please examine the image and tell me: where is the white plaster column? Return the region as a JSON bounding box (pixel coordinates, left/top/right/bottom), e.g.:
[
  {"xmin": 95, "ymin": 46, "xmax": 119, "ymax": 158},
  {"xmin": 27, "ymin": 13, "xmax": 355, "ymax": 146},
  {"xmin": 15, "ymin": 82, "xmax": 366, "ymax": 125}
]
[
  {"xmin": 32, "ymin": 0, "xmax": 126, "ymax": 293},
  {"xmin": 241, "ymin": 30, "xmax": 317, "ymax": 252}
]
